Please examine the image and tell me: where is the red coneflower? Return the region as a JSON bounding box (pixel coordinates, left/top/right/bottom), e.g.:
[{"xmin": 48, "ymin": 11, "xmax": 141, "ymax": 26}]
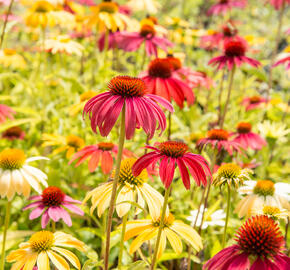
[
  {"xmin": 2, "ymin": 126, "xmax": 25, "ymax": 141},
  {"xmin": 0, "ymin": 104, "xmax": 15, "ymax": 123},
  {"xmin": 207, "ymin": 0, "xmax": 247, "ymax": 15},
  {"xmin": 83, "ymin": 76, "xmax": 174, "ymax": 139},
  {"xmin": 196, "ymin": 129, "xmax": 243, "ymax": 155},
  {"xmin": 269, "ymin": 0, "xmax": 290, "ymax": 10},
  {"xmin": 132, "ymin": 141, "xmax": 211, "ymax": 189},
  {"xmin": 203, "ymin": 215, "xmax": 290, "ymax": 270},
  {"xmin": 231, "ymin": 122, "xmax": 267, "ymax": 150},
  {"xmin": 241, "ymin": 95, "xmax": 268, "ymax": 111},
  {"xmin": 208, "ymin": 39, "xmax": 260, "ymax": 70},
  {"xmin": 69, "ymin": 142, "xmax": 134, "ymax": 174},
  {"xmin": 140, "ymin": 58, "xmax": 195, "ymax": 108}
]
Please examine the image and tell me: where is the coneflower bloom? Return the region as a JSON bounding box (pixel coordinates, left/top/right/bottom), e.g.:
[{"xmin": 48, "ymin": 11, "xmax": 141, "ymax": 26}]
[
  {"xmin": 132, "ymin": 141, "xmax": 211, "ymax": 189},
  {"xmin": 235, "ymin": 180, "xmax": 290, "ymax": 218},
  {"xmin": 23, "ymin": 186, "xmax": 84, "ymax": 228},
  {"xmin": 122, "ymin": 213, "xmax": 202, "ymax": 259},
  {"xmin": 203, "ymin": 215, "xmax": 290, "ymax": 270},
  {"xmin": 231, "ymin": 122, "xmax": 267, "ymax": 150},
  {"xmin": 116, "ymin": 24, "xmax": 173, "ymax": 57},
  {"xmin": 140, "ymin": 58, "xmax": 194, "ymax": 108},
  {"xmin": 2, "ymin": 126, "xmax": 25, "ymax": 141},
  {"xmin": 252, "ymin": 204, "xmax": 290, "ymax": 221},
  {"xmin": 7, "ymin": 231, "xmax": 85, "ymax": 270},
  {"xmin": 196, "ymin": 129, "xmax": 243, "ymax": 155},
  {"xmin": 98, "ymin": 31, "xmax": 118, "ymax": 52},
  {"xmin": 69, "ymin": 142, "xmax": 133, "ymax": 174},
  {"xmin": 0, "ymin": 149, "xmax": 48, "ymax": 201},
  {"xmin": 207, "ymin": 0, "xmax": 247, "ymax": 16},
  {"xmin": 0, "ymin": 49, "xmax": 26, "ymax": 69},
  {"xmin": 273, "ymin": 56, "xmax": 290, "ymax": 70},
  {"xmin": 83, "ymin": 158, "xmax": 165, "ymax": 220},
  {"xmin": 208, "ymin": 39, "xmax": 260, "ymax": 70},
  {"xmin": 0, "ymin": 104, "xmax": 15, "ymax": 123},
  {"xmin": 241, "ymin": 95, "xmax": 268, "ymax": 111},
  {"xmin": 83, "ymin": 76, "xmax": 174, "ymax": 139},
  {"xmin": 269, "ymin": 0, "xmax": 290, "ymax": 10}
]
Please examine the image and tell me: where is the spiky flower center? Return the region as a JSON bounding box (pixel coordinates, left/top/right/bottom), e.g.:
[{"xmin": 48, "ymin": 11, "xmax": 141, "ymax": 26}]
[
  {"xmin": 158, "ymin": 141, "xmax": 189, "ymax": 158},
  {"xmin": 224, "ymin": 40, "xmax": 246, "ymax": 57},
  {"xmin": 253, "ymin": 180, "xmax": 275, "ymax": 197},
  {"xmin": 219, "ymin": 0, "xmax": 229, "ymax": 4},
  {"xmin": 236, "ymin": 215, "xmax": 284, "ymax": 258},
  {"xmin": 148, "ymin": 58, "xmax": 173, "ymax": 78},
  {"xmin": 217, "ymin": 163, "xmax": 241, "ymax": 179},
  {"xmin": 237, "ymin": 122, "xmax": 252, "ymax": 133},
  {"xmin": 3, "ymin": 49, "xmax": 16, "ymax": 56},
  {"xmin": 66, "ymin": 135, "xmax": 84, "ymax": 149},
  {"xmin": 222, "ymin": 25, "xmax": 237, "ymax": 37},
  {"xmin": 98, "ymin": 142, "xmax": 114, "ymax": 151},
  {"xmin": 153, "ymin": 213, "xmax": 175, "ymax": 227},
  {"xmin": 0, "ymin": 149, "xmax": 26, "ymax": 170},
  {"xmin": 80, "ymin": 90, "xmax": 97, "ymax": 102},
  {"xmin": 249, "ymin": 96, "xmax": 262, "ymax": 104},
  {"xmin": 33, "ymin": 1, "xmax": 54, "ymax": 13},
  {"xmin": 263, "ymin": 206, "xmax": 281, "ymax": 216},
  {"xmin": 167, "ymin": 56, "xmax": 182, "ymax": 70},
  {"xmin": 108, "ymin": 76, "xmax": 146, "ymax": 97},
  {"xmin": 207, "ymin": 129, "xmax": 229, "ymax": 141},
  {"xmin": 2, "ymin": 126, "xmax": 23, "ymax": 138},
  {"xmin": 140, "ymin": 24, "xmax": 156, "ymax": 37},
  {"xmin": 30, "ymin": 231, "xmax": 54, "ymax": 252},
  {"xmin": 42, "ymin": 186, "xmax": 65, "ymax": 206},
  {"xmin": 98, "ymin": 1, "xmax": 118, "ymax": 13}
]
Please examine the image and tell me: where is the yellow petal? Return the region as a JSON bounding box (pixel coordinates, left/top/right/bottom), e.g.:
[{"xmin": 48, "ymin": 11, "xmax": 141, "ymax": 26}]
[
  {"xmin": 124, "ymin": 221, "xmax": 153, "ymax": 241},
  {"xmin": 164, "ymin": 228, "xmax": 183, "ymax": 254},
  {"xmin": 157, "ymin": 231, "xmax": 167, "ymax": 259},
  {"xmin": 47, "ymin": 250, "xmax": 69, "ymax": 270},
  {"xmin": 52, "ymin": 247, "xmax": 81, "ymax": 270},
  {"xmin": 23, "ymin": 253, "xmax": 37, "ymax": 270},
  {"xmin": 37, "ymin": 252, "xmax": 50, "ymax": 270},
  {"xmin": 116, "ymin": 186, "xmax": 134, "ymax": 217}
]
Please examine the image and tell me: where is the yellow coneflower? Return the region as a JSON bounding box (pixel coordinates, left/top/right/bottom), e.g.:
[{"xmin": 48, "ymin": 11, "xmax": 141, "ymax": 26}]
[
  {"xmin": 69, "ymin": 90, "xmax": 98, "ymax": 116},
  {"xmin": 251, "ymin": 204, "xmax": 290, "ymax": 221},
  {"xmin": 122, "ymin": 213, "xmax": 202, "ymax": 259},
  {"xmin": 0, "ymin": 49, "xmax": 26, "ymax": 69},
  {"xmin": 83, "ymin": 158, "xmax": 165, "ymax": 220},
  {"xmin": 6, "ymin": 231, "xmax": 85, "ymax": 270},
  {"xmin": 42, "ymin": 134, "xmax": 84, "ymax": 158}
]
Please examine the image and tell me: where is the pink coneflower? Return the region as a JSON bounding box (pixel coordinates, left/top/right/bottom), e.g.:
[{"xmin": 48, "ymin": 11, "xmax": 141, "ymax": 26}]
[
  {"xmin": 167, "ymin": 56, "xmax": 214, "ymax": 89},
  {"xmin": 98, "ymin": 31, "xmax": 118, "ymax": 51},
  {"xmin": 23, "ymin": 186, "xmax": 84, "ymax": 228},
  {"xmin": 132, "ymin": 141, "xmax": 211, "ymax": 189},
  {"xmin": 231, "ymin": 122, "xmax": 267, "ymax": 150},
  {"xmin": 207, "ymin": 0, "xmax": 247, "ymax": 15},
  {"xmin": 84, "ymin": 76, "xmax": 173, "ymax": 139},
  {"xmin": 140, "ymin": 58, "xmax": 194, "ymax": 108},
  {"xmin": 273, "ymin": 56, "xmax": 290, "ymax": 70},
  {"xmin": 241, "ymin": 95, "xmax": 268, "ymax": 111},
  {"xmin": 0, "ymin": 104, "xmax": 15, "ymax": 123},
  {"xmin": 203, "ymin": 215, "xmax": 289, "ymax": 270},
  {"xmin": 196, "ymin": 129, "xmax": 243, "ymax": 155},
  {"xmin": 69, "ymin": 142, "xmax": 133, "ymax": 174},
  {"xmin": 73, "ymin": 0, "xmax": 95, "ymax": 6},
  {"xmin": 2, "ymin": 126, "xmax": 25, "ymax": 141},
  {"xmin": 269, "ymin": 0, "xmax": 290, "ymax": 10},
  {"xmin": 236, "ymin": 159, "xmax": 261, "ymax": 169},
  {"xmin": 209, "ymin": 39, "xmax": 260, "ymax": 70},
  {"xmin": 115, "ymin": 24, "xmax": 173, "ymax": 57}
]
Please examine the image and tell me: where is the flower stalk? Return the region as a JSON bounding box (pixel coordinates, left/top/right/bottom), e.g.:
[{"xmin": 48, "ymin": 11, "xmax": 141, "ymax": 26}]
[
  {"xmin": 222, "ymin": 184, "xmax": 231, "ymax": 248},
  {"xmin": 118, "ymin": 212, "xmax": 129, "ymax": 269},
  {"xmin": 0, "ymin": 0, "xmax": 15, "ymax": 49}
]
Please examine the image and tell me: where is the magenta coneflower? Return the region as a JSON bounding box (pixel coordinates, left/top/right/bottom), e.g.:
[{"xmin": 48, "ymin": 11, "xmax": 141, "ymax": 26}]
[
  {"xmin": 23, "ymin": 186, "xmax": 84, "ymax": 228},
  {"xmin": 2, "ymin": 126, "xmax": 25, "ymax": 141},
  {"xmin": 241, "ymin": 95, "xmax": 268, "ymax": 111},
  {"xmin": 273, "ymin": 56, "xmax": 290, "ymax": 70},
  {"xmin": 207, "ymin": 0, "xmax": 247, "ymax": 15},
  {"xmin": 132, "ymin": 141, "xmax": 211, "ymax": 189},
  {"xmin": 74, "ymin": 0, "xmax": 95, "ymax": 6},
  {"xmin": 269, "ymin": 0, "xmax": 290, "ymax": 10},
  {"xmin": 140, "ymin": 58, "xmax": 194, "ymax": 108},
  {"xmin": 0, "ymin": 104, "xmax": 15, "ymax": 123},
  {"xmin": 69, "ymin": 142, "xmax": 134, "ymax": 174},
  {"xmin": 115, "ymin": 24, "xmax": 173, "ymax": 57},
  {"xmin": 208, "ymin": 39, "xmax": 261, "ymax": 70},
  {"xmin": 231, "ymin": 122, "xmax": 267, "ymax": 150},
  {"xmin": 83, "ymin": 76, "xmax": 173, "ymax": 139},
  {"xmin": 197, "ymin": 129, "xmax": 243, "ymax": 155},
  {"xmin": 98, "ymin": 31, "xmax": 118, "ymax": 52},
  {"xmin": 203, "ymin": 215, "xmax": 289, "ymax": 270}
]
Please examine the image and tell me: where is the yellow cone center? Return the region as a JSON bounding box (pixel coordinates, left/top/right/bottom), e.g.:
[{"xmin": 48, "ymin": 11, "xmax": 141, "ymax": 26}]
[{"xmin": 0, "ymin": 149, "xmax": 26, "ymax": 170}]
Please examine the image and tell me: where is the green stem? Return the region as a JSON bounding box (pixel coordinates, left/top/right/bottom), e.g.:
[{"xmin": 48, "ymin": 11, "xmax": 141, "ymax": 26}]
[
  {"xmin": 150, "ymin": 186, "xmax": 171, "ymax": 270},
  {"xmin": 140, "ymin": 44, "xmax": 147, "ymax": 71},
  {"xmin": 104, "ymin": 105, "xmax": 126, "ymax": 270},
  {"xmin": 217, "ymin": 69, "xmax": 225, "ymax": 127},
  {"xmin": 0, "ymin": 201, "xmax": 12, "ymax": 270},
  {"xmin": 51, "ymin": 220, "xmax": 56, "ymax": 233},
  {"xmin": 222, "ymin": 185, "xmax": 231, "ymax": 248},
  {"xmin": 0, "ymin": 0, "xmax": 15, "ymax": 49},
  {"xmin": 220, "ymin": 65, "xmax": 236, "ymax": 129},
  {"xmin": 118, "ymin": 213, "xmax": 129, "ymax": 269},
  {"xmin": 167, "ymin": 112, "xmax": 172, "ymax": 140}
]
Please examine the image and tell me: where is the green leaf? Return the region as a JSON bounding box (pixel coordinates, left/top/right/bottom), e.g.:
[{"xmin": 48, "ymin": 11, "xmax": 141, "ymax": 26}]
[{"xmin": 81, "ymin": 259, "xmax": 103, "ymax": 270}]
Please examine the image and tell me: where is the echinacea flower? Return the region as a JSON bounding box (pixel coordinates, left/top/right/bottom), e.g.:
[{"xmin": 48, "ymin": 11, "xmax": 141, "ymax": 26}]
[
  {"xmin": 251, "ymin": 204, "xmax": 290, "ymax": 221},
  {"xmin": 98, "ymin": 31, "xmax": 118, "ymax": 52},
  {"xmin": 196, "ymin": 129, "xmax": 243, "ymax": 155},
  {"xmin": 83, "ymin": 158, "xmax": 165, "ymax": 219},
  {"xmin": 231, "ymin": 122, "xmax": 267, "ymax": 150},
  {"xmin": 42, "ymin": 133, "xmax": 85, "ymax": 158},
  {"xmin": 207, "ymin": 0, "xmax": 247, "ymax": 16},
  {"xmin": 0, "ymin": 49, "xmax": 26, "ymax": 69},
  {"xmin": 257, "ymin": 121, "xmax": 290, "ymax": 143},
  {"xmin": 116, "ymin": 24, "xmax": 173, "ymax": 57},
  {"xmin": 7, "ymin": 230, "xmax": 85, "ymax": 270},
  {"xmin": 0, "ymin": 149, "xmax": 48, "ymax": 201},
  {"xmin": 23, "ymin": 186, "xmax": 84, "ymax": 228},
  {"xmin": 0, "ymin": 104, "xmax": 15, "ymax": 123},
  {"xmin": 273, "ymin": 56, "xmax": 290, "ymax": 70},
  {"xmin": 208, "ymin": 39, "xmax": 260, "ymax": 70},
  {"xmin": 187, "ymin": 205, "xmax": 225, "ymax": 229},
  {"xmin": 127, "ymin": 0, "xmax": 160, "ymax": 14},
  {"xmin": 241, "ymin": 95, "xmax": 268, "ymax": 111},
  {"xmin": 2, "ymin": 126, "xmax": 25, "ymax": 141},
  {"xmin": 122, "ymin": 213, "xmax": 203, "ymax": 259},
  {"xmin": 203, "ymin": 215, "xmax": 289, "ymax": 270},
  {"xmin": 140, "ymin": 58, "xmax": 195, "ymax": 108},
  {"xmin": 69, "ymin": 142, "xmax": 133, "ymax": 174},
  {"xmin": 83, "ymin": 76, "xmax": 174, "ymax": 140},
  {"xmin": 69, "ymin": 90, "xmax": 98, "ymax": 116},
  {"xmin": 132, "ymin": 141, "xmax": 211, "ymax": 189},
  {"xmin": 235, "ymin": 180, "xmax": 290, "ymax": 218},
  {"xmin": 268, "ymin": 0, "xmax": 290, "ymax": 10}
]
